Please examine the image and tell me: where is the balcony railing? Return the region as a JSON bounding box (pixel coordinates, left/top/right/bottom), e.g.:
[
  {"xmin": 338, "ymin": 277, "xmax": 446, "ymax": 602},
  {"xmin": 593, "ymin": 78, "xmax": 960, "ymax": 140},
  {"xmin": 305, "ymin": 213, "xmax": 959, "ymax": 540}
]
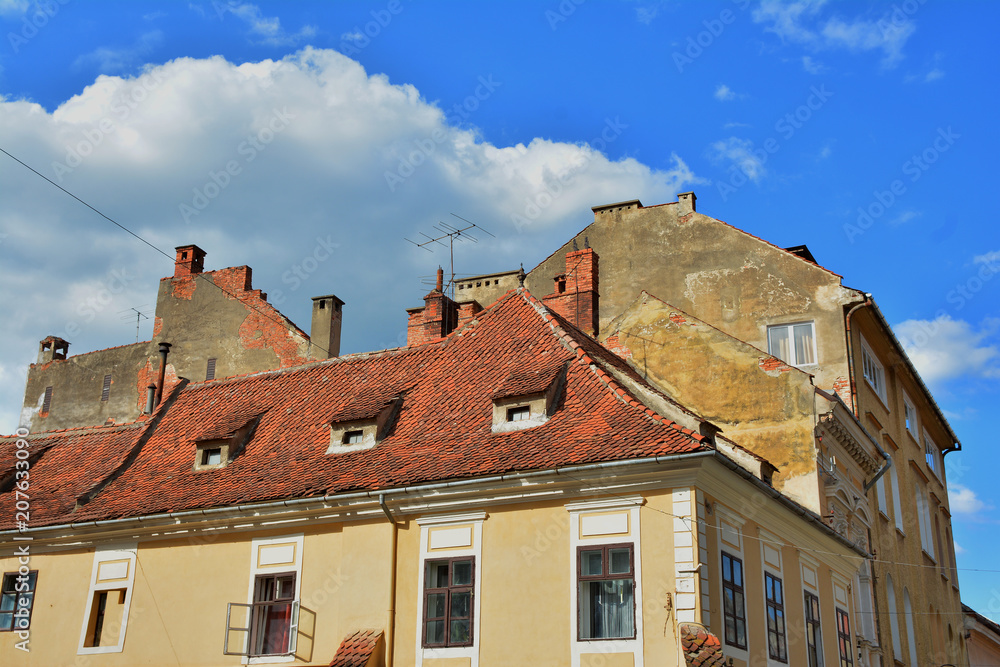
[{"xmin": 224, "ymin": 600, "xmax": 300, "ymax": 657}]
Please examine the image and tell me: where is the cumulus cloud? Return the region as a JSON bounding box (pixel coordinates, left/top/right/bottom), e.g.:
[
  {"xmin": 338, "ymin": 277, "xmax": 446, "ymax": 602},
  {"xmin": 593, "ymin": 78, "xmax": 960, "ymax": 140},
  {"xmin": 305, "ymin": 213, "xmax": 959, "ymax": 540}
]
[
  {"xmin": 949, "ymin": 484, "xmax": 989, "ymax": 515},
  {"xmin": 714, "ymin": 84, "xmax": 737, "ymax": 101},
  {"xmin": 74, "ymin": 30, "xmax": 164, "ymax": 74},
  {"xmin": 801, "ymin": 55, "xmax": 825, "ymax": 74},
  {"xmin": 0, "ymin": 48, "xmax": 699, "ymax": 434},
  {"xmin": 753, "ymin": 0, "xmax": 916, "ymax": 69},
  {"xmin": 710, "ymin": 137, "xmax": 766, "ymax": 183},
  {"xmin": 894, "ymin": 315, "xmax": 1000, "ymax": 383}
]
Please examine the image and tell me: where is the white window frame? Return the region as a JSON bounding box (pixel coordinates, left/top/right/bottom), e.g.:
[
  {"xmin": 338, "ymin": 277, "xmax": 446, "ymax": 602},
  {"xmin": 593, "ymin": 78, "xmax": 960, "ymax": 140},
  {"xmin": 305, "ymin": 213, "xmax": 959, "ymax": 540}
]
[
  {"xmin": 902, "ymin": 391, "xmax": 918, "ymax": 439},
  {"xmin": 758, "ymin": 529, "xmax": 787, "ymax": 667},
  {"xmin": 799, "ymin": 554, "xmax": 824, "ymax": 667},
  {"xmin": 566, "ymin": 496, "xmax": 645, "ymax": 667},
  {"xmin": 860, "ymin": 336, "xmax": 887, "ymax": 405},
  {"xmin": 923, "ymin": 431, "xmax": 940, "ymax": 478},
  {"xmin": 77, "ymin": 543, "xmax": 137, "ymax": 655},
  {"xmin": 241, "ymin": 534, "xmax": 304, "ymax": 665},
  {"xmin": 889, "ymin": 455, "xmax": 904, "ymax": 534},
  {"xmin": 875, "ymin": 471, "xmax": 888, "ymax": 518},
  {"xmin": 415, "ymin": 512, "xmax": 485, "ymax": 667},
  {"xmin": 766, "ymin": 321, "xmax": 818, "ymax": 367},
  {"xmin": 716, "ymin": 506, "xmax": 748, "ymax": 664},
  {"xmin": 916, "ymin": 485, "xmax": 936, "ymax": 560}
]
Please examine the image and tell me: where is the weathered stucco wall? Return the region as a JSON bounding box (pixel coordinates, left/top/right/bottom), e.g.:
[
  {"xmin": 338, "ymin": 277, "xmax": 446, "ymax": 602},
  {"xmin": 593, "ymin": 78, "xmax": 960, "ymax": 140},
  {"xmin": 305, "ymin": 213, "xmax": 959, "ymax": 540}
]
[
  {"xmin": 525, "ymin": 198, "xmax": 861, "ymax": 395},
  {"xmin": 601, "ymin": 292, "xmax": 821, "ymax": 510}
]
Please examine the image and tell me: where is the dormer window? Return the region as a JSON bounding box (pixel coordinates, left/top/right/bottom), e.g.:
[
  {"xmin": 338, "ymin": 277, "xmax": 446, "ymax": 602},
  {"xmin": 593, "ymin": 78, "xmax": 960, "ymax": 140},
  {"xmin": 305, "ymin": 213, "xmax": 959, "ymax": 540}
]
[
  {"xmin": 191, "ymin": 414, "xmax": 264, "ymax": 471},
  {"xmin": 491, "ymin": 361, "xmax": 567, "ymax": 433},
  {"xmin": 195, "ymin": 442, "xmax": 228, "ymax": 470},
  {"xmin": 507, "ymin": 406, "xmax": 530, "ymax": 422},
  {"xmin": 327, "ymin": 395, "xmax": 404, "ymax": 454}
]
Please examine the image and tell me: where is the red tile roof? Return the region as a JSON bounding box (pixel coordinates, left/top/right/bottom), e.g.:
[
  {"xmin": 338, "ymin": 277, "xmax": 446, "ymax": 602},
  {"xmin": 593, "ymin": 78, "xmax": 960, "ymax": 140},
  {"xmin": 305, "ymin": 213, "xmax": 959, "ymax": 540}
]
[
  {"xmin": 2, "ymin": 289, "xmax": 710, "ymax": 529},
  {"xmin": 329, "ymin": 629, "xmax": 382, "ymax": 667}
]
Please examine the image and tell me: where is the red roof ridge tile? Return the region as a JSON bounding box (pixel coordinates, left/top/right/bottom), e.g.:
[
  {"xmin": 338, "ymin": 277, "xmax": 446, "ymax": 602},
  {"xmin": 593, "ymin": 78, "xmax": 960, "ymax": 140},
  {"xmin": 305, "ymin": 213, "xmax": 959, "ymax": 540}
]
[{"xmin": 1, "ymin": 420, "xmax": 146, "ymax": 440}]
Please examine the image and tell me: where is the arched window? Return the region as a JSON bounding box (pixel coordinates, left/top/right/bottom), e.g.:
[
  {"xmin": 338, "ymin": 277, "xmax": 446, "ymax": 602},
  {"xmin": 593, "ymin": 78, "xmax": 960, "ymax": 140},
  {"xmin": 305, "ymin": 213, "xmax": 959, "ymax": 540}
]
[
  {"xmin": 904, "ymin": 588, "xmax": 918, "ymax": 666},
  {"xmin": 886, "ymin": 575, "xmax": 902, "ymax": 659}
]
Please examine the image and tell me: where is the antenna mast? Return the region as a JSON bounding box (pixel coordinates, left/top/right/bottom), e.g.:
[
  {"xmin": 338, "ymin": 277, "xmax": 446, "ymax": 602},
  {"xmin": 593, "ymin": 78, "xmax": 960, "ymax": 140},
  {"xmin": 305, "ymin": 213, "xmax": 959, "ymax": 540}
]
[
  {"xmin": 405, "ymin": 214, "xmax": 495, "ymax": 298},
  {"xmin": 119, "ymin": 307, "xmax": 150, "ymax": 344}
]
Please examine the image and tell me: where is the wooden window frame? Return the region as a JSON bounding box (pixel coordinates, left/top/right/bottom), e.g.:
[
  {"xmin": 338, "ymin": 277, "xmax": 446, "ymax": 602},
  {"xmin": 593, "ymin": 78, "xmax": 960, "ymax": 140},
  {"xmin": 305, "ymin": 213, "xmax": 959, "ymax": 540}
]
[
  {"xmin": 422, "ymin": 556, "xmax": 475, "ymax": 648},
  {"xmin": 721, "ymin": 551, "xmax": 747, "ymax": 650},
  {"xmin": 576, "ymin": 543, "xmax": 636, "ymax": 641},
  {"xmin": 0, "ymin": 570, "xmax": 37, "ymax": 632},
  {"xmin": 249, "ymin": 571, "xmax": 297, "ymax": 657},
  {"xmin": 765, "ymin": 572, "xmax": 788, "ymax": 663},
  {"xmin": 836, "ymin": 608, "xmax": 854, "ymax": 667},
  {"xmin": 804, "ymin": 590, "xmax": 822, "ymax": 667}
]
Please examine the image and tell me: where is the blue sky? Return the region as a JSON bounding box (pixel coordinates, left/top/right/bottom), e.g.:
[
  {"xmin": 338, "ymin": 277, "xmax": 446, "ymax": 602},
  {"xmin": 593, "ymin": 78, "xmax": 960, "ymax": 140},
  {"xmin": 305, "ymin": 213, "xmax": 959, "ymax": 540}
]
[{"xmin": 1, "ymin": 0, "xmax": 998, "ymax": 619}]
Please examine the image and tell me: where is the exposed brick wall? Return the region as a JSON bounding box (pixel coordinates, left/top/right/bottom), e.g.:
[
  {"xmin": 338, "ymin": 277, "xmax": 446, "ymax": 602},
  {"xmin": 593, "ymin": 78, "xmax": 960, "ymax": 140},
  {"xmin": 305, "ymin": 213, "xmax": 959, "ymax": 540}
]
[
  {"xmin": 758, "ymin": 356, "xmax": 793, "ymax": 373},
  {"xmin": 456, "ymin": 301, "xmax": 482, "ymax": 329},
  {"xmin": 407, "ymin": 291, "xmax": 459, "ymax": 346},
  {"xmin": 542, "ymin": 248, "xmax": 600, "ymax": 335}
]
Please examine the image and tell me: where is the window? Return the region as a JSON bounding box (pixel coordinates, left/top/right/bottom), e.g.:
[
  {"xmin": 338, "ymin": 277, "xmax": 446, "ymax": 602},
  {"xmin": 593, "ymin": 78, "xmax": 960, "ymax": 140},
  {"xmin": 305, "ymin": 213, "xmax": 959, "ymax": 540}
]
[
  {"xmin": 916, "ymin": 485, "xmax": 935, "ymax": 559},
  {"xmin": 805, "ymin": 591, "xmax": 823, "ymax": 667},
  {"xmin": 206, "ymin": 358, "xmax": 217, "ymax": 381},
  {"xmin": 904, "ymin": 589, "xmax": 918, "ymax": 666},
  {"xmin": 767, "ymin": 322, "xmax": 817, "ymax": 366},
  {"xmin": 886, "ymin": 575, "xmax": 902, "ymax": 659},
  {"xmin": 924, "ymin": 433, "xmax": 939, "ymax": 475},
  {"xmin": 578, "ymin": 544, "xmax": 635, "ymax": 640},
  {"xmin": 0, "ymin": 571, "xmax": 37, "ymax": 631},
  {"xmin": 201, "ymin": 447, "xmax": 222, "ymax": 466},
  {"xmin": 343, "ymin": 430, "xmax": 364, "ymax": 444},
  {"xmin": 101, "ymin": 375, "xmax": 112, "ymax": 402},
  {"xmin": 836, "ymin": 608, "xmax": 853, "ymax": 667},
  {"xmin": 249, "ymin": 573, "xmax": 297, "ymax": 656},
  {"xmin": 85, "ymin": 589, "xmax": 126, "ymax": 647},
  {"xmin": 423, "ymin": 558, "xmax": 474, "ymax": 647},
  {"xmin": 721, "ymin": 552, "xmax": 747, "ymax": 649},
  {"xmin": 195, "ymin": 442, "xmax": 228, "ymax": 470},
  {"xmin": 507, "ymin": 406, "xmax": 530, "ymax": 422},
  {"xmin": 765, "ymin": 573, "xmax": 788, "ymax": 662},
  {"xmin": 903, "ymin": 393, "xmax": 917, "ymax": 437},
  {"xmin": 860, "ymin": 338, "xmax": 886, "ymax": 404},
  {"xmin": 889, "ymin": 456, "xmax": 904, "ymax": 533},
  {"xmin": 875, "ymin": 471, "xmax": 888, "ymax": 516}
]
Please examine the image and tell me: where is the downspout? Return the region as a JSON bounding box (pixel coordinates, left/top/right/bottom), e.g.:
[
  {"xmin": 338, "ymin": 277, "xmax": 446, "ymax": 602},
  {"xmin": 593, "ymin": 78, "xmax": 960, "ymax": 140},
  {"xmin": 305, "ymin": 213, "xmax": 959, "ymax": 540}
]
[
  {"xmin": 154, "ymin": 342, "xmax": 172, "ymax": 406},
  {"xmin": 380, "ymin": 494, "xmax": 398, "ymax": 667},
  {"xmin": 844, "ymin": 295, "xmax": 872, "ymax": 417}
]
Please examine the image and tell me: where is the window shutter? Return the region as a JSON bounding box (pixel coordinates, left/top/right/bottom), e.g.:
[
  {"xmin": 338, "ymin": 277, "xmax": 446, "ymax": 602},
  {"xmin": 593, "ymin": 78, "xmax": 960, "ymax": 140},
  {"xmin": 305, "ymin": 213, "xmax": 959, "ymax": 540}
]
[
  {"xmin": 42, "ymin": 386, "xmax": 53, "ymax": 413},
  {"xmin": 101, "ymin": 375, "xmax": 112, "ymax": 402},
  {"xmin": 206, "ymin": 358, "xmax": 217, "ymax": 381}
]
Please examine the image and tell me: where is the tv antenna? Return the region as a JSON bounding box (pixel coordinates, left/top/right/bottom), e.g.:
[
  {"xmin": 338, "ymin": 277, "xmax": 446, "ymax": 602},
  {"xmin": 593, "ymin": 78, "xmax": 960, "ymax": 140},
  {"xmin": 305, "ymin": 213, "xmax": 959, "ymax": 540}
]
[
  {"xmin": 405, "ymin": 214, "xmax": 494, "ymax": 298},
  {"xmin": 119, "ymin": 306, "xmax": 150, "ymax": 344}
]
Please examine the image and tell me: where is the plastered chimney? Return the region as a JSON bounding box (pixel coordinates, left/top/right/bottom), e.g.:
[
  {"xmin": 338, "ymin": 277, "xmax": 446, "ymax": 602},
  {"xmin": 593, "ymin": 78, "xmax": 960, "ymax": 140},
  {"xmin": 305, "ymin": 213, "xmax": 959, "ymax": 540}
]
[
  {"xmin": 309, "ymin": 295, "xmax": 345, "ymax": 359},
  {"xmin": 677, "ymin": 192, "xmax": 697, "ymax": 216}
]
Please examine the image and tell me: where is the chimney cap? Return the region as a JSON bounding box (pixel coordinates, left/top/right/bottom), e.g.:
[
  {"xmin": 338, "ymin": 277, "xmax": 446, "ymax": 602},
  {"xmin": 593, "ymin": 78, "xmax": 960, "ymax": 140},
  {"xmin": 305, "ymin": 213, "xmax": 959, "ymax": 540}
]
[{"xmin": 312, "ymin": 294, "xmax": 345, "ymax": 306}]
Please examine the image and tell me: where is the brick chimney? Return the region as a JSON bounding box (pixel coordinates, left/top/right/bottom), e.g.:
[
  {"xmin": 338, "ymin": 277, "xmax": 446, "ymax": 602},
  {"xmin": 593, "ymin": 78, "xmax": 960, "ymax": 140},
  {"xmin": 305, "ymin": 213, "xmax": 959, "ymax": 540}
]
[
  {"xmin": 543, "ymin": 246, "xmax": 600, "ymax": 336},
  {"xmin": 309, "ymin": 294, "xmax": 344, "ymax": 359},
  {"xmin": 37, "ymin": 336, "xmax": 69, "ymax": 363},
  {"xmin": 407, "ymin": 267, "xmax": 459, "ymax": 346},
  {"xmin": 174, "ymin": 245, "xmax": 206, "ymax": 278}
]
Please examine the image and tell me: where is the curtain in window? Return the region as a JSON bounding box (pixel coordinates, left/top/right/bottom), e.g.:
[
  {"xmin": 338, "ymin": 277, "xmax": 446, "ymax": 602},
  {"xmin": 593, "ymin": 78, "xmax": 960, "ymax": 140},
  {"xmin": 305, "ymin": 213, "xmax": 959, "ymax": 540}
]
[
  {"xmin": 768, "ymin": 327, "xmax": 791, "ymax": 362},
  {"xmin": 793, "ymin": 323, "xmax": 815, "ymax": 365},
  {"xmin": 579, "ymin": 579, "xmax": 634, "ymax": 639}
]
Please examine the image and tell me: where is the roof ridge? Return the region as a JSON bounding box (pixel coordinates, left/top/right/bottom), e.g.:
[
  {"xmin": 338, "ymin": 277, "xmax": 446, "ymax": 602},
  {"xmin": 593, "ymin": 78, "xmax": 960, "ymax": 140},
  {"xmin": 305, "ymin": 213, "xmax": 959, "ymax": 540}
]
[
  {"xmin": 517, "ymin": 289, "xmax": 704, "ymax": 442},
  {"xmin": 710, "ymin": 214, "xmax": 843, "ymax": 280},
  {"xmin": 1, "ymin": 420, "xmax": 146, "ymax": 439}
]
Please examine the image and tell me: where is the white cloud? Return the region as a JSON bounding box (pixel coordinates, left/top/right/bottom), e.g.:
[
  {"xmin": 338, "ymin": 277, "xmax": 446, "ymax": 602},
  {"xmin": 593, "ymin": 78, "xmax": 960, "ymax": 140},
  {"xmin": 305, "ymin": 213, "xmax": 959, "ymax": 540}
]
[
  {"xmin": 923, "ymin": 68, "xmax": 944, "ymax": 82},
  {"xmin": 974, "ymin": 251, "xmax": 1000, "ymax": 269},
  {"xmin": 753, "ymin": 0, "xmax": 916, "ymax": 69},
  {"xmin": 0, "ymin": 0, "xmax": 29, "ymax": 15},
  {"xmin": 894, "ymin": 315, "xmax": 1000, "ymax": 383},
  {"xmin": 723, "ymin": 121, "xmax": 752, "ymax": 130},
  {"xmin": 631, "ymin": 0, "xmax": 669, "ymax": 24},
  {"xmin": 801, "ymin": 55, "xmax": 825, "ymax": 74},
  {"xmin": 714, "ymin": 84, "xmax": 736, "ymax": 101},
  {"xmin": 889, "ymin": 209, "xmax": 921, "ymax": 226},
  {"xmin": 817, "ymin": 141, "xmax": 833, "ymax": 160},
  {"xmin": 74, "ymin": 30, "xmax": 164, "ymax": 74},
  {"xmin": 0, "ymin": 48, "xmax": 699, "ymax": 435},
  {"xmin": 341, "ymin": 30, "xmax": 365, "ymax": 43},
  {"xmin": 710, "ymin": 137, "xmax": 766, "ymax": 183},
  {"xmin": 949, "ymin": 484, "xmax": 989, "ymax": 515},
  {"xmin": 953, "ymin": 542, "xmax": 965, "ymax": 555},
  {"xmin": 207, "ymin": 1, "xmax": 316, "ymax": 46}
]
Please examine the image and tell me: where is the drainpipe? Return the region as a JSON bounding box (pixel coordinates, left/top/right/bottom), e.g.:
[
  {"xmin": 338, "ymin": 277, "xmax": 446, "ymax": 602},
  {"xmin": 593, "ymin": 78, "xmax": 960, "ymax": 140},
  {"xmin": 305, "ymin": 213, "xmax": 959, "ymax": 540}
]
[
  {"xmin": 844, "ymin": 295, "xmax": 872, "ymax": 416},
  {"xmin": 380, "ymin": 494, "xmax": 398, "ymax": 667},
  {"xmin": 154, "ymin": 342, "xmax": 171, "ymax": 406}
]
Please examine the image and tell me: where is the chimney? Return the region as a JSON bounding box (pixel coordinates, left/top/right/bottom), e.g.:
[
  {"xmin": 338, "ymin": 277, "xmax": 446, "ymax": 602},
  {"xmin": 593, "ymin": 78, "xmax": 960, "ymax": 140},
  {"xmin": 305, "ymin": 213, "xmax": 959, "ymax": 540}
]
[
  {"xmin": 677, "ymin": 191, "xmax": 697, "ymax": 216},
  {"xmin": 37, "ymin": 336, "xmax": 69, "ymax": 364},
  {"xmin": 543, "ymin": 247, "xmax": 600, "ymax": 336},
  {"xmin": 406, "ymin": 267, "xmax": 458, "ymax": 346},
  {"xmin": 174, "ymin": 245, "xmax": 207, "ymax": 278},
  {"xmin": 309, "ymin": 294, "xmax": 345, "ymax": 359}
]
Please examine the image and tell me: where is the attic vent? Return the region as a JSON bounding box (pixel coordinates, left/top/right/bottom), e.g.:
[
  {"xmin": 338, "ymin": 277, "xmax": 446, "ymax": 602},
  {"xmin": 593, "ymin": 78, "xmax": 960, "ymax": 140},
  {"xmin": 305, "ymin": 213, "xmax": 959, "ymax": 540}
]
[
  {"xmin": 491, "ymin": 362, "xmax": 567, "ymax": 433},
  {"xmin": 101, "ymin": 375, "xmax": 112, "ymax": 402},
  {"xmin": 191, "ymin": 414, "xmax": 264, "ymax": 471},
  {"xmin": 206, "ymin": 358, "xmax": 217, "ymax": 381},
  {"xmin": 326, "ymin": 396, "xmax": 404, "ymax": 455},
  {"xmin": 42, "ymin": 386, "xmax": 53, "ymax": 414}
]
